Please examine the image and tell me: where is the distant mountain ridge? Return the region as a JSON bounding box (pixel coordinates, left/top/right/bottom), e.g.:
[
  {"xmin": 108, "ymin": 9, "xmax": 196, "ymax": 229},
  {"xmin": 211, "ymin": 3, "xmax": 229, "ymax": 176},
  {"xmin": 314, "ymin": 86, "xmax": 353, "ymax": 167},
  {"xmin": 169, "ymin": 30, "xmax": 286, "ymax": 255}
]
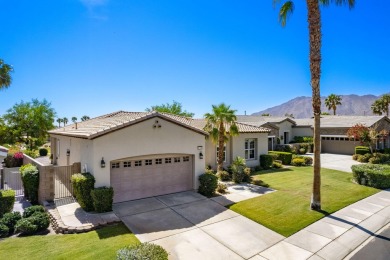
[{"xmin": 252, "ymin": 94, "xmax": 380, "ymax": 118}]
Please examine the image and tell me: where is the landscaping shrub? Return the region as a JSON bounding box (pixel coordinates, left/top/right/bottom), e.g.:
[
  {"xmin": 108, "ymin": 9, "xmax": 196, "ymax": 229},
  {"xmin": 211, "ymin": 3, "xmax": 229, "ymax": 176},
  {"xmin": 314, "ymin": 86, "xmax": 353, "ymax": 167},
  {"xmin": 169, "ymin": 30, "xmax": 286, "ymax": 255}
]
[
  {"xmin": 352, "ymin": 154, "xmax": 359, "ymax": 161},
  {"xmin": 303, "ymin": 156, "xmax": 313, "ymax": 165},
  {"xmin": 260, "ymin": 154, "xmax": 273, "ymax": 169},
  {"xmin": 299, "ymin": 148, "xmax": 306, "ymax": 154},
  {"xmin": 0, "ymin": 212, "xmax": 22, "ymax": 235},
  {"xmin": 20, "ymin": 164, "xmax": 39, "ymax": 204},
  {"xmin": 216, "ymin": 182, "xmax": 228, "ymax": 194},
  {"xmin": 71, "ymin": 172, "xmax": 96, "ymax": 212},
  {"xmin": 28, "ymin": 212, "xmax": 50, "ymax": 231},
  {"xmin": 369, "ymin": 157, "xmax": 381, "ymax": 164},
  {"xmin": 243, "ymin": 167, "xmax": 252, "ymax": 183},
  {"xmin": 91, "ymin": 187, "xmax": 114, "ymax": 213},
  {"xmin": 39, "ymin": 148, "xmax": 48, "ymax": 156},
  {"xmin": 15, "ymin": 218, "xmax": 38, "ymax": 235},
  {"xmin": 272, "ymin": 161, "xmax": 283, "ymax": 169},
  {"xmin": 351, "ymin": 164, "xmax": 390, "ymax": 189},
  {"xmin": 23, "ymin": 205, "xmax": 45, "ymax": 218},
  {"xmin": 0, "ymin": 190, "xmax": 15, "ymax": 217},
  {"xmin": 291, "ymin": 158, "xmax": 305, "ymax": 166},
  {"xmin": 252, "ymin": 179, "xmax": 269, "ymax": 188},
  {"xmin": 357, "ymin": 153, "xmax": 372, "ymax": 163},
  {"xmin": 384, "ymin": 148, "xmax": 390, "ymax": 154},
  {"xmin": 254, "ymin": 165, "xmax": 263, "ymax": 172},
  {"xmin": 216, "ymin": 171, "xmax": 231, "ymax": 181},
  {"xmin": 117, "ymin": 242, "xmax": 168, "ymax": 260},
  {"xmin": 355, "ymin": 146, "xmax": 370, "ymax": 155},
  {"xmin": 0, "ymin": 223, "xmax": 9, "ymax": 238},
  {"xmin": 231, "ymin": 157, "xmax": 247, "ymax": 183},
  {"xmin": 198, "ymin": 173, "xmax": 218, "ymax": 197},
  {"xmin": 24, "ymin": 150, "xmax": 38, "ymax": 159},
  {"xmin": 3, "ymin": 152, "xmax": 24, "ymax": 168},
  {"xmin": 268, "ymin": 151, "xmax": 292, "ymax": 165}
]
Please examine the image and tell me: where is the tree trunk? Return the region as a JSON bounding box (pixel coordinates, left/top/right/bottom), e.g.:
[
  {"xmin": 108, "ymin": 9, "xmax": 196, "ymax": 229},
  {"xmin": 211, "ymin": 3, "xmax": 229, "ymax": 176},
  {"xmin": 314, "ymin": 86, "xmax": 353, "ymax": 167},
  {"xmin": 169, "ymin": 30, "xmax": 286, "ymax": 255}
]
[
  {"xmin": 307, "ymin": 0, "xmax": 322, "ymax": 211},
  {"xmin": 217, "ymin": 122, "xmax": 225, "ymax": 172}
]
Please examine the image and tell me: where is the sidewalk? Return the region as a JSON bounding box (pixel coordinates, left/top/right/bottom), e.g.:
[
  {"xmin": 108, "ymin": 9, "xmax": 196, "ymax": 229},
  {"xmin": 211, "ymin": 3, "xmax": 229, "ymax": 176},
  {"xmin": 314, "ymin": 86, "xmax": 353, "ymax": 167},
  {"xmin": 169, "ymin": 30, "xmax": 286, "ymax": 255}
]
[{"xmin": 256, "ymin": 189, "xmax": 390, "ymax": 260}]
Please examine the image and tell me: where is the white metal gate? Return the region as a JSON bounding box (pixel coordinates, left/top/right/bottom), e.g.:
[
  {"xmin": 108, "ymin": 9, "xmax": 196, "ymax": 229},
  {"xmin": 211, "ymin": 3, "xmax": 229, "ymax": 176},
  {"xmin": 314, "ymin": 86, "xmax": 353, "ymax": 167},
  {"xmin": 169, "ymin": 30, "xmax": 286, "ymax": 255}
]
[{"xmin": 3, "ymin": 167, "xmax": 24, "ymax": 197}]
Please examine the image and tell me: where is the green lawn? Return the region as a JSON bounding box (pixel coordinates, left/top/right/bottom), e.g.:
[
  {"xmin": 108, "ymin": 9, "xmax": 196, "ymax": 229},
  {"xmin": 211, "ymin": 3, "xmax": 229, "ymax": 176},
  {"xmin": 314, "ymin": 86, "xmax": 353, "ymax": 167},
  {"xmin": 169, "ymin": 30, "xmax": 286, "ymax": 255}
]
[
  {"xmin": 229, "ymin": 167, "xmax": 379, "ymax": 237},
  {"xmin": 0, "ymin": 223, "xmax": 139, "ymax": 260}
]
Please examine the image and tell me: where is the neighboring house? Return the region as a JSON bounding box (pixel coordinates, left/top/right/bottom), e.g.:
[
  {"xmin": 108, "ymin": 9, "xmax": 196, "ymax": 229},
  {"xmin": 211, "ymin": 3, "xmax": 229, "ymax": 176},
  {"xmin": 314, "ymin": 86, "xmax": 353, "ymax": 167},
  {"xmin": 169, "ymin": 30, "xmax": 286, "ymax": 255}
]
[
  {"xmin": 237, "ymin": 115, "xmax": 390, "ymax": 155},
  {"xmin": 48, "ymin": 111, "xmax": 269, "ymax": 203}
]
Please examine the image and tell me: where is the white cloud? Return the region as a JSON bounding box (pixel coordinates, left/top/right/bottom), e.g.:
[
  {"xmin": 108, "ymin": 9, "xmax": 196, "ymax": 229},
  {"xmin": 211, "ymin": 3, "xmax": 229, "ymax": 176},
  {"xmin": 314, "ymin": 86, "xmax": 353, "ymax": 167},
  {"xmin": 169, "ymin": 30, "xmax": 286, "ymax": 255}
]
[{"xmin": 80, "ymin": 0, "xmax": 108, "ymax": 8}]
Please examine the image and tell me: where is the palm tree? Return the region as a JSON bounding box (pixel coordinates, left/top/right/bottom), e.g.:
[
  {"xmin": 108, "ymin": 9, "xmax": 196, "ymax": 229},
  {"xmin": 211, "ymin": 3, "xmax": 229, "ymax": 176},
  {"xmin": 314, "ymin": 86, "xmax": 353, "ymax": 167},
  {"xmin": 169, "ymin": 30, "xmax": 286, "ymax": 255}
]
[
  {"xmin": 81, "ymin": 115, "xmax": 90, "ymax": 121},
  {"xmin": 274, "ymin": 0, "xmax": 355, "ymax": 210},
  {"xmin": 56, "ymin": 118, "xmax": 63, "ymax": 128},
  {"xmin": 204, "ymin": 103, "xmax": 239, "ymax": 172},
  {"xmin": 72, "ymin": 116, "xmax": 78, "ymax": 129},
  {"xmin": 63, "ymin": 117, "xmax": 68, "ymax": 126},
  {"xmin": 371, "ymin": 94, "xmax": 390, "ymax": 116},
  {"xmin": 325, "ymin": 94, "xmax": 342, "ymax": 115},
  {"xmin": 0, "ymin": 59, "xmax": 13, "ymax": 90}
]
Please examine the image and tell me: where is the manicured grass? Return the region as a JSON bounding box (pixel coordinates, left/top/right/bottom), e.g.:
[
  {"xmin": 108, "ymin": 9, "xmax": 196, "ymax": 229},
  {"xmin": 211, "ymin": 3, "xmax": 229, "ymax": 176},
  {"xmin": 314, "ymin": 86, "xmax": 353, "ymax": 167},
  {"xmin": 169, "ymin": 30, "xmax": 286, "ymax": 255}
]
[
  {"xmin": 229, "ymin": 167, "xmax": 379, "ymax": 237},
  {"xmin": 0, "ymin": 223, "xmax": 139, "ymax": 260}
]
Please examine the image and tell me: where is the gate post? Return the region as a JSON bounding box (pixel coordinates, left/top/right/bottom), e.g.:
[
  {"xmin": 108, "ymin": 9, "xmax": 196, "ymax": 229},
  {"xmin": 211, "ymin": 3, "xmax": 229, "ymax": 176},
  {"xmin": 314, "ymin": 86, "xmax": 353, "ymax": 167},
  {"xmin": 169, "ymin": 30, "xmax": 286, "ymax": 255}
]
[{"xmin": 0, "ymin": 168, "xmax": 3, "ymax": 189}]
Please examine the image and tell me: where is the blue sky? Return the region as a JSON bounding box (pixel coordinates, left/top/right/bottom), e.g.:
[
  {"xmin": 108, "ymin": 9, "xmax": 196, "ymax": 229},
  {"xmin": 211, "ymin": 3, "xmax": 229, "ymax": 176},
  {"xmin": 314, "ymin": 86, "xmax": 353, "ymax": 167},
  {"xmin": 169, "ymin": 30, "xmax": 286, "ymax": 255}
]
[{"xmin": 1, "ymin": 0, "xmax": 389, "ymax": 119}]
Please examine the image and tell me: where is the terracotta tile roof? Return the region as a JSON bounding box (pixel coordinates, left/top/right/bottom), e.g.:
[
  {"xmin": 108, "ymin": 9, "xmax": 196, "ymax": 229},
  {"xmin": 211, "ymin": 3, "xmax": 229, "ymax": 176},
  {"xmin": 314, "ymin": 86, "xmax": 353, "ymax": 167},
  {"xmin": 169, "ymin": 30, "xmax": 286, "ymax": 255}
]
[
  {"xmin": 49, "ymin": 111, "xmax": 270, "ymax": 139},
  {"xmin": 294, "ymin": 116, "xmax": 389, "ymax": 128},
  {"xmin": 237, "ymin": 115, "xmax": 296, "ymax": 125}
]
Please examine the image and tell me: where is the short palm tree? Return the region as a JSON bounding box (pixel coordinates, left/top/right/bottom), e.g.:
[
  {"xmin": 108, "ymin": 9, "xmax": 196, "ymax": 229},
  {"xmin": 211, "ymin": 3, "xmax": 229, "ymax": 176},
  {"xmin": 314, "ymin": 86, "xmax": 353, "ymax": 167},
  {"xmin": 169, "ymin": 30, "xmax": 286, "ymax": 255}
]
[
  {"xmin": 56, "ymin": 118, "xmax": 63, "ymax": 128},
  {"xmin": 0, "ymin": 59, "xmax": 13, "ymax": 90},
  {"xmin": 63, "ymin": 117, "xmax": 68, "ymax": 126},
  {"xmin": 273, "ymin": 0, "xmax": 355, "ymax": 210},
  {"xmin": 325, "ymin": 94, "xmax": 342, "ymax": 115},
  {"xmin": 371, "ymin": 94, "xmax": 390, "ymax": 116},
  {"xmin": 204, "ymin": 103, "xmax": 239, "ymax": 172},
  {"xmin": 81, "ymin": 115, "xmax": 90, "ymax": 121},
  {"xmin": 72, "ymin": 116, "xmax": 78, "ymax": 129}
]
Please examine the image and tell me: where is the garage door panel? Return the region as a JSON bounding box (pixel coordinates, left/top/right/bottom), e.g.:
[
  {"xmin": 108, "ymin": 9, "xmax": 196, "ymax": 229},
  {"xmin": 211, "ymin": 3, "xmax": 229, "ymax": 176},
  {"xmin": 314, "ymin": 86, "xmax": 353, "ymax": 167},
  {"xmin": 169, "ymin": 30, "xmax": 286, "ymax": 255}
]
[{"xmin": 111, "ymin": 155, "xmax": 193, "ymax": 203}]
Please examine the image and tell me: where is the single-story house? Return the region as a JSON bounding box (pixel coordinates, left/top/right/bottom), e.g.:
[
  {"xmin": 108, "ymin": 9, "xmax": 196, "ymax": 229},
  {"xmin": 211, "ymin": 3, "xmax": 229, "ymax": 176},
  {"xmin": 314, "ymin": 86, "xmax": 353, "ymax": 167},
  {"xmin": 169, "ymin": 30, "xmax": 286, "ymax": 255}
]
[
  {"xmin": 48, "ymin": 111, "xmax": 270, "ymax": 203},
  {"xmin": 237, "ymin": 115, "xmax": 390, "ymax": 155}
]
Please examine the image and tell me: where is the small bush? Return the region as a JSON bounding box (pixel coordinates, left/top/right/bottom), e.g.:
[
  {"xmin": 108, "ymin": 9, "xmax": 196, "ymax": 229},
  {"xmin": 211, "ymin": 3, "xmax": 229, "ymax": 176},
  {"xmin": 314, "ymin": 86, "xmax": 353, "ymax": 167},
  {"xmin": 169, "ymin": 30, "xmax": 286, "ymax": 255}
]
[
  {"xmin": 198, "ymin": 173, "xmax": 218, "ymax": 197},
  {"xmin": 216, "ymin": 183, "xmax": 228, "ymax": 194},
  {"xmin": 0, "ymin": 212, "xmax": 22, "ymax": 235},
  {"xmin": 24, "ymin": 150, "xmax": 38, "ymax": 159},
  {"xmin": 20, "ymin": 164, "xmax": 39, "ymax": 204},
  {"xmin": 0, "ymin": 190, "xmax": 16, "ymax": 217},
  {"xmin": 299, "ymin": 148, "xmax": 306, "ymax": 154},
  {"xmin": 260, "ymin": 154, "xmax": 273, "ymax": 169},
  {"xmin": 3, "ymin": 153, "xmax": 23, "ymax": 168},
  {"xmin": 272, "ymin": 161, "xmax": 283, "ymax": 169},
  {"xmin": 352, "ymin": 154, "xmax": 359, "ymax": 161},
  {"xmin": 71, "ymin": 173, "xmax": 96, "ymax": 212},
  {"xmin": 91, "ymin": 187, "xmax": 114, "ymax": 213},
  {"xmin": 243, "ymin": 167, "xmax": 252, "ymax": 183},
  {"xmin": 303, "ymin": 156, "xmax": 313, "ymax": 165},
  {"xmin": 351, "ymin": 164, "xmax": 390, "ymax": 189},
  {"xmin": 205, "ymin": 168, "xmax": 215, "ymax": 175},
  {"xmin": 0, "ymin": 223, "xmax": 9, "ymax": 238},
  {"xmin": 39, "ymin": 148, "xmax": 48, "ymax": 156},
  {"xmin": 252, "ymin": 179, "xmax": 269, "ymax": 188},
  {"xmin": 268, "ymin": 151, "xmax": 293, "ymax": 165},
  {"xmin": 355, "ymin": 146, "xmax": 370, "ymax": 155},
  {"xmin": 384, "ymin": 148, "xmax": 390, "ymax": 154},
  {"xmin": 369, "ymin": 157, "xmax": 381, "ymax": 164},
  {"xmin": 254, "ymin": 165, "xmax": 263, "ymax": 172},
  {"xmin": 15, "ymin": 219, "xmax": 38, "ymax": 235},
  {"xmin": 291, "ymin": 158, "xmax": 306, "ymax": 166},
  {"xmin": 23, "ymin": 205, "xmax": 45, "ymax": 218},
  {"xmin": 28, "ymin": 212, "xmax": 50, "ymax": 231},
  {"xmin": 358, "ymin": 153, "xmax": 373, "ymax": 163},
  {"xmin": 117, "ymin": 243, "xmax": 168, "ymax": 260},
  {"xmin": 216, "ymin": 171, "xmax": 231, "ymax": 181}
]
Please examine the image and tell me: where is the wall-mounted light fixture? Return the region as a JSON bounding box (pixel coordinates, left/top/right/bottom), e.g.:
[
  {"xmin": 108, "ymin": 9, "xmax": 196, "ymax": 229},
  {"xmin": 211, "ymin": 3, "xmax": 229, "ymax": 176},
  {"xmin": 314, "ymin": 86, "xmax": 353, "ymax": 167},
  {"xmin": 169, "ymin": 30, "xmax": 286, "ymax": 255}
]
[
  {"xmin": 197, "ymin": 146, "xmax": 203, "ymax": 150},
  {"xmin": 100, "ymin": 157, "xmax": 106, "ymax": 168},
  {"xmin": 66, "ymin": 149, "xmax": 70, "ymax": 156},
  {"xmin": 199, "ymin": 152, "xmax": 204, "ymax": 159}
]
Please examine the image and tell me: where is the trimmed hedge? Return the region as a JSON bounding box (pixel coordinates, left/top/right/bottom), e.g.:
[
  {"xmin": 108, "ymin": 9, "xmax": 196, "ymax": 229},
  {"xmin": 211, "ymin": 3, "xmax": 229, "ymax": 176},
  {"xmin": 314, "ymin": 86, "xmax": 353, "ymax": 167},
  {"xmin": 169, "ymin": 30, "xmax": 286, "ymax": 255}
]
[
  {"xmin": 291, "ymin": 158, "xmax": 305, "ymax": 166},
  {"xmin": 91, "ymin": 187, "xmax": 114, "ymax": 213},
  {"xmin": 117, "ymin": 243, "xmax": 168, "ymax": 260},
  {"xmin": 39, "ymin": 148, "xmax": 48, "ymax": 156},
  {"xmin": 355, "ymin": 146, "xmax": 370, "ymax": 155},
  {"xmin": 268, "ymin": 151, "xmax": 293, "ymax": 165},
  {"xmin": 0, "ymin": 212, "xmax": 22, "ymax": 235},
  {"xmin": 71, "ymin": 173, "xmax": 96, "ymax": 212},
  {"xmin": 260, "ymin": 154, "xmax": 273, "ymax": 169},
  {"xmin": 0, "ymin": 190, "xmax": 16, "ymax": 217},
  {"xmin": 198, "ymin": 173, "xmax": 218, "ymax": 197},
  {"xmin": 15, "ymin": 218, "xmax": 38, "ymax": 235},
  {"xmin": 23, "ymin": 205, "xmax": 45, "ymax": 218},
  {"xmin": 351, "ymin": 164, "xmax": 390, "ymax": 189},
  {"xmin": 0, "ymin": 223, "xmax": 9, "ymax": 238},
  {"xmin": 20, "ymin": 164, "xmax": 39, "ymax": 204}
]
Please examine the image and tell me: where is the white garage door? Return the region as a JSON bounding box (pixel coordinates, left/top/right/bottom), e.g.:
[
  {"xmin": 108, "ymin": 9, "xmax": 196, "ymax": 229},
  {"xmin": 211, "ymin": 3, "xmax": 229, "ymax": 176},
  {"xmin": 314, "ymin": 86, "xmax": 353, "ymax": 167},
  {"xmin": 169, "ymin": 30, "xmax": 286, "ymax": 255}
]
[{"xmin": 111, "ymin": 155, "xmax": 193, "ymax": 203}]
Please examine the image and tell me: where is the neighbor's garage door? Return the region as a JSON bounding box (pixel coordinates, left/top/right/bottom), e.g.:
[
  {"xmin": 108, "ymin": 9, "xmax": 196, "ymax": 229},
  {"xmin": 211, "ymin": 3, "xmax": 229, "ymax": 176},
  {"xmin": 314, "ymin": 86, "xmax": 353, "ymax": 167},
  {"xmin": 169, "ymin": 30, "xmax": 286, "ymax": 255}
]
[
  {"xmin": 111, "ymin": 155, "xmax": 193, "ymax": 203},
  {"xmin": 321, "ymin": 137, "xmax": 359, "ymax": 155}
]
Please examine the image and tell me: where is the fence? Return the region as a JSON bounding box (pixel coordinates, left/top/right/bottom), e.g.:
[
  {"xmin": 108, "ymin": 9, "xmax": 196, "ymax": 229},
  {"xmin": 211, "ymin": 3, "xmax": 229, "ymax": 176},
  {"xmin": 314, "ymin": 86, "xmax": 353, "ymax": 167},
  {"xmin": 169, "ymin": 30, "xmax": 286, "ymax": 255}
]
[{"xmin": 2, "ymin": 167, "xmax": 24, "ymax": 197}]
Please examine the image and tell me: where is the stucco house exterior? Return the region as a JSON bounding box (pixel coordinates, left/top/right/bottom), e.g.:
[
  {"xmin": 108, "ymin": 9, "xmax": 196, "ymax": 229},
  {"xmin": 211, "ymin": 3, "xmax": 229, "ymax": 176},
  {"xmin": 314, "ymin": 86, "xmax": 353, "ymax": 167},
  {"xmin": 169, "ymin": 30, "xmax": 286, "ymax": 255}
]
[
  {"xmin": 48, "ymin": 111, "xmax": 270, "ymax": 203},
  {"xmin": 237, "ymin": 115, "xmax": 390, "ymax": 155}
]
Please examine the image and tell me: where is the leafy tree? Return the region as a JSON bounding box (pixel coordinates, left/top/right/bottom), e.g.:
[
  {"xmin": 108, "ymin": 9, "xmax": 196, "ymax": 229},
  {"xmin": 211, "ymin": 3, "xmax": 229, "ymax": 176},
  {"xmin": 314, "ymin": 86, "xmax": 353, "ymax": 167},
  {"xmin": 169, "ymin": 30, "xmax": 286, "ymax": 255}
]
[
  {"xmin": 347, "ymin": 123, "xmax": 383, "ymax": 153},
  {"xmin": 81, "ymin": 115, "xmax": 90, "ymax": 121},
  {"xmin": 146, "ymin": 100, "xmax": 194, "ymax": 118},
  {"xmin": 2, "ymin": 99, "xmax": 56, "ymax": 149},
  {"xmin": 204, "ymin": 103, "xmax": 239, "ymax": 172},
  {"xmin": 0, "ymin": 59, "xmax": 13, "ymax": 91},
  {"xmin": 63, "ymin": 117, "xmax": 68, "ymax": 126},
  {"xmin": 371, "ymin": 94, "xmax": 390, "ymax": 116},
  {"xmin": 325, "ymin": 94, "xmax": 342, "ymax": 115},
  {"xmin": 274, "ymin": 0, "xmax": 355, "ymax": 210}
]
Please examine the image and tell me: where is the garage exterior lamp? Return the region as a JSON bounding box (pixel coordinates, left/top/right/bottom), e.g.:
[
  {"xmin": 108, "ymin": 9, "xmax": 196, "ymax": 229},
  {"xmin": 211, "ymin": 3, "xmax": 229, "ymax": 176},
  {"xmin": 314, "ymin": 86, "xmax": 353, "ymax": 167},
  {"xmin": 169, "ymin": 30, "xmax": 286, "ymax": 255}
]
[
  {"xmin": 199, "ymin": 152, "xmax": 204, "ymax": 159},
  {"xmin": 101, "ymin": 157, "xmax": 106, "ymax": 168}
]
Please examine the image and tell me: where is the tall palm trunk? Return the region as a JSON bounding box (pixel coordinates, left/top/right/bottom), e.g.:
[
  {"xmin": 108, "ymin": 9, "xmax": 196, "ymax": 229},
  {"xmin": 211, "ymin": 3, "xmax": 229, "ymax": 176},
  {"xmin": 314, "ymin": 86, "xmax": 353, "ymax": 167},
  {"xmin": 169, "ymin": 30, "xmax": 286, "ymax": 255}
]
[
  {"xmin": 333, "ymin": 106, "xmax": 336, "ymax": 115},
  {"xmin": 217, "ymin": 122, "xmax": 225, "ymax": 172},
  {"xmin": 307, "ymin": 0, "xmax": 321, "ymax": 210}
]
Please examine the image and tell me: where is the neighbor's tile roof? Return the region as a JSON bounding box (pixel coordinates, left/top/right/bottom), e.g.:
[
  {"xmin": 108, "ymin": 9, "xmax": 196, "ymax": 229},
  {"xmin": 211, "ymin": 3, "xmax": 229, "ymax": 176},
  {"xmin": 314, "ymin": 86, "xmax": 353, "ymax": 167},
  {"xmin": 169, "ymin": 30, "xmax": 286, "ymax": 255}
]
[
  {"xmin": 49, "ymin": 111, "xmax": 270, "ymax": 139},
  {"xmin": 294, "ymin": 116, "xmax": 389, "ymax": 128},
  {"xmin": 236, "ymin": 115, "xmax": 294, "ymax": 125},
  {"xmin": 192, "ymin": 119, "xmax": 271, "ymax": 133}
]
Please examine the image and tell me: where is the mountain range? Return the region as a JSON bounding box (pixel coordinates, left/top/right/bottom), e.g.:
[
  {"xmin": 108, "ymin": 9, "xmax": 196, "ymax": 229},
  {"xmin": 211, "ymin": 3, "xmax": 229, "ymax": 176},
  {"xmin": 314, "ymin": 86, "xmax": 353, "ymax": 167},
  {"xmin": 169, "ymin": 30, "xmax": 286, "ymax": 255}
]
[{"xmin": 252, "ymin": 94, "xmax": 380, "ymax": 118}]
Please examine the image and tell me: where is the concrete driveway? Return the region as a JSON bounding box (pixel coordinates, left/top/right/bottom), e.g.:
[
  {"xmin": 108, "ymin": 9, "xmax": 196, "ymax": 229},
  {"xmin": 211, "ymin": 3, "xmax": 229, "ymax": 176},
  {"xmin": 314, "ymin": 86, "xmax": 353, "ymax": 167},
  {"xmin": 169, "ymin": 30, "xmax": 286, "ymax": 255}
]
[
  {"xmin": 113, "ymin": 191, "xmax": 284, "ymax": 259},
  {"xmin": 308, "ymin": 153, "xmax": 361, "ymax": 173}
]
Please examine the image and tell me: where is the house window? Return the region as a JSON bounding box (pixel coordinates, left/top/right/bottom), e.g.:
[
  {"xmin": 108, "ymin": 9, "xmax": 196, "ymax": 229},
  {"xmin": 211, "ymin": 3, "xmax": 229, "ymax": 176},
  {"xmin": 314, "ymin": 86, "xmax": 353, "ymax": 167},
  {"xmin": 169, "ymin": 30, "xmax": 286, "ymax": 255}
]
[
  {"xmin": 245, "ymin": 139, "xmax": 256, "ymax": 160},
  {"xmin": 165, "ymin": 158, "xmax": 172, "ymax": 164},
  {"xmin": 183, "ymin": 156, "xmax": 190, "ymax": 162},
  {"xmin": 134, "ymin": 160, "xmax": 142, "ymax": 167},
  {"xmin": 155, "ymin": 158, "xmax": 162, "ymax": 164},
  {"xmin": 174, "ymin": 157, "xmax": 181, "ymax": 163},
  {"xmin": 123, "ymin": 161, "xmax": 131, "ymax": 168},
  {"xmin": 216, "ymin": 146, "xmax": 226, "ymax": 162},
  {"xmin": 145, "ymin": 159, "xmax": 152, "ymax": 166},
  {"xmin": 111, "ymin": 162, "xmax": 120, "ymax": 168}
]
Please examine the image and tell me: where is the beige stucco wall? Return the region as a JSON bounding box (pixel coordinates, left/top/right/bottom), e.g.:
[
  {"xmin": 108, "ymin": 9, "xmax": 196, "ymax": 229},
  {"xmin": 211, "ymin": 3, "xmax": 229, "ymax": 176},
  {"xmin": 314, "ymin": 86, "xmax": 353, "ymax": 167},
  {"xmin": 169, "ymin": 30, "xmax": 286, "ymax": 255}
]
[
  {"xmin": 231, "ymin": 132, "xmax": 268, "ymax": 168},
  {"xmin": 292, "ymin": 126, "xmax": 313, "ymax": 138},
  {"xmin": 91, "ymin": 117, "xmax": 206, "ymax": 188},
  {"xmin": 276, "ymin": 121, "xmax": 294, "ymax": 144}
]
